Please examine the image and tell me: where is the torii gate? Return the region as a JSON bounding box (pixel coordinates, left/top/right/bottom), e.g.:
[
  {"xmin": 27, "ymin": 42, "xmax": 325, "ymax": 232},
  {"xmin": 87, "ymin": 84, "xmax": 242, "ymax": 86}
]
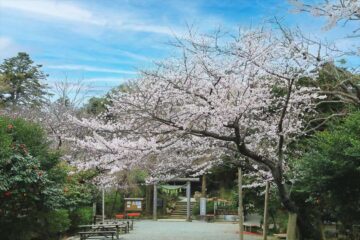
[{"xmin": 153, "ymin": 177, "xmax": 200, "ymax": 222}]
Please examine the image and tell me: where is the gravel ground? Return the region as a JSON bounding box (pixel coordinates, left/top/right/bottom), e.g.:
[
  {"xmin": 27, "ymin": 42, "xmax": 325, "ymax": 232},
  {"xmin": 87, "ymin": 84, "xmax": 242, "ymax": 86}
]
[{"xmin": 120, "ymin": 220, "xmax": 262, "ymax": 240}]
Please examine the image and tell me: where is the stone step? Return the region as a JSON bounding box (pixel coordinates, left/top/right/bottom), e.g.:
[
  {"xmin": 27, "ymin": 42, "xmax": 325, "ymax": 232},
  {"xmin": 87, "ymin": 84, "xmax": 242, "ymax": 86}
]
[
  {"xmin": 175, "ymin": 206, "xmax": 194, "ymax": 209},
  {"xmin": 173, "ymin": 209, "xmax": 189, "ymax": 212},
  {"xmin": 173, "ymin": 209, "xmax": 191, "ymax": 213},
  {"xmin": 168, "ymin": 201, "xmax": 195, "ymax": 218},
  {"xmin": 176, "ymin": 202, "xmax": 195, "ymax": 205},
  {"xmin": 171, "ymin": 211, "xmax": 191, "ymax": 214},
  {"xmin": 168, "ymin": 216, "xmax": 187, "ymax": 219},
  {"xmin": 173, "ymin": 207, "xmax": 191, "ymax": 211},
  {"xmin": 175, "ymin": 206, "xmax": 193, "ymax": 209},
  {"xmin": 170, "ymin": 214, "xmax": 190, "ymax": 216}
]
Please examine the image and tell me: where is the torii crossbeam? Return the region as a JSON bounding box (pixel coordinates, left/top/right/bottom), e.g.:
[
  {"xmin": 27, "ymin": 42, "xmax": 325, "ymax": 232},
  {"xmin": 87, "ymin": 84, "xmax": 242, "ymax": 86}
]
[{"xmin": 153, "ymin": 178, "xmax": 199, "ymax": 221}]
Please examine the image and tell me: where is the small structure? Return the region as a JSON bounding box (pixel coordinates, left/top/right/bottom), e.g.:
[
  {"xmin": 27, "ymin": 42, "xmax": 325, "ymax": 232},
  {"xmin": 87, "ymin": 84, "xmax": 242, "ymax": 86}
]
[
  {"xmin": 124, "ymin": 197, "xmax": 144, "ymax": 219},
  {"xmin": 153, "ymin": 177, "xmax": 199, "ymax": 221}
]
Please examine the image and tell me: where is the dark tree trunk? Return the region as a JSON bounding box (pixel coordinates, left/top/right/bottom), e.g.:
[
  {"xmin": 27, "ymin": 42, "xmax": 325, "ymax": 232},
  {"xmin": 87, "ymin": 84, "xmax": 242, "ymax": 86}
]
[
  {"xmin": 270, "ymin": 212, "xmax": 278, "ymax": 232},
  {"xmin": 272, "ymin": 167, "xmax": 321, "ymax": 240}
]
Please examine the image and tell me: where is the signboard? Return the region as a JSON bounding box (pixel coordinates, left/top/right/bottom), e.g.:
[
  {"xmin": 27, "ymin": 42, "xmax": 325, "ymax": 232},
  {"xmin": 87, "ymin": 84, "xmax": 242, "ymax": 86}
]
[
  {"xmin": 200, "ymin": 197, "xmax": 207, "ymax": 216},
  {"xmin": 125, "ymin": 198, "xmax": 143, "ymax": 211}
]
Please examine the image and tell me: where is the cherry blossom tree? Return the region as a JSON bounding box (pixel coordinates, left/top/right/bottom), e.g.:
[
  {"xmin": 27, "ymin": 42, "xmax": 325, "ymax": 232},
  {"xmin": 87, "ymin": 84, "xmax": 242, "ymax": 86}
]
[
  {"xmin": 43, "ymin": 79, "xmax": 89, "ymax": 149},
  {"xmin": 290, "ymin": 0, "xmax": 360, "ymax": 32},
  {"xmin": 71, "ymin": 26, "xmax": 331, "ymax": 235},
  {"xmin": 290, "ymin": 0, "xmax": 360, "ymax": 108},
  {"xmin": 2, "ymin": 78, "xmax": 89, "ymax": 149}
]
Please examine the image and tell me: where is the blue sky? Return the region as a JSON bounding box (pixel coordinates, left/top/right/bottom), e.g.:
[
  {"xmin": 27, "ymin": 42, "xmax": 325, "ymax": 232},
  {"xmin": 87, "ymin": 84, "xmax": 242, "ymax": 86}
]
[{"xmin": 0, "ymin": 0, "xmax": 357, "ymax": 100}]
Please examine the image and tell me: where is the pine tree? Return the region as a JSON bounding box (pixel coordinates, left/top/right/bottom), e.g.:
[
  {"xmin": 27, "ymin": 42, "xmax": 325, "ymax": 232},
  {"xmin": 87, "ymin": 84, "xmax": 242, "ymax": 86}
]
[{"xmin": 0, "ymin": 52, "xmax": 50, "ymax": 107}]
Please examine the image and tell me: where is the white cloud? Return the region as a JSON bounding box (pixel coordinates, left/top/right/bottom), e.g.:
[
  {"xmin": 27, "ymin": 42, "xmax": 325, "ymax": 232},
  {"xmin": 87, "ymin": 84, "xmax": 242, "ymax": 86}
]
[
  {"xmin": 0, "ymin": 0, "xmax": 178, "ymax": 36},
  {"xmin": 46, "ymin": 64, "xmax": 137, "ymax": 74},
  {"xmin": 120, "ymin": 23, "xmax": 175, "ymax": 36},
  {"xmin": 0, "ymin": 0, "xmax": 105, "ymax": 25},
  {"xmin": 82, "ymin": 77, "xmax": 127, "ymax": 83},
  {"xmin": 118, "ymin": 50, "xmax": 152, "ymax": 62}
]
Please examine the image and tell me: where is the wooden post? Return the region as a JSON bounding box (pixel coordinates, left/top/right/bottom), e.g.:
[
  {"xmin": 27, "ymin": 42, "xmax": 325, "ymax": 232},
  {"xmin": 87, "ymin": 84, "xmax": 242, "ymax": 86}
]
[
  {"xmin": 93, "ymin": 202, "xmax": 97, "ymax": 217},
  {"xmin": 145, "ymin": 185, "xmax": 152, "ymax": 215},
  {"xmin": 92, "ymin": 202, "xmax": 97, "ymax": 224},
  {"xmin": 153, "ymin": 183, "xmax": 157, "ymax": 221},
  {"xmin": 287, "ymin": 213, "xmax": 298, "ymax": 240},
  {"xmin": 263, "ymin": 181, "xmax": 270, "ymax": 240},
  {"xmin": 200, "ymin": 175, "xmax": 207, "ymax": 220},
  {"xmin": 201, "ymin": 175, "xmax": 206, "ymax": 197},
  {"xmin": 213, "ymin": 198, "xmax": 217, "ymax": 216},
  {"xmin": 186, "ymin": 181, "xmax": 191, "ymax": 222},
  {"xmin": 102, "ymin": 186, "xmax": 105, "ymax": 223},
  {"xmin": 238, "ymin": 168, "xmax": 244, "ymax": 240}
]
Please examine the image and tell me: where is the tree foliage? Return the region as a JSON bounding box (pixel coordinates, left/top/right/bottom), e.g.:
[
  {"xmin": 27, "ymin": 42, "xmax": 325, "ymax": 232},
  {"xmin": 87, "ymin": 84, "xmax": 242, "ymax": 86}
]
[
  {"xmin": 0, "ymin": 52, "xmax": 50, "ymax": 107},
  {"xmin": 84, "ymin": 96, "xmax": 109, "ymax": 116},
  {"xmin": 294, "ymin": 112, "xmax": 360, "ymax": 228},
  {"xmin": 0, "ymin": 116, "xmax": 93, "ymax": 239}
]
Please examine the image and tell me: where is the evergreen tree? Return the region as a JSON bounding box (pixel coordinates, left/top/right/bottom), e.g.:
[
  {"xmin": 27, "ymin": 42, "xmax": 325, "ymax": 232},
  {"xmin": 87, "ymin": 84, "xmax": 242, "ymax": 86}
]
[{"xmin": 0, "ymin": 52, "xmax": 50, "ymax": 107}]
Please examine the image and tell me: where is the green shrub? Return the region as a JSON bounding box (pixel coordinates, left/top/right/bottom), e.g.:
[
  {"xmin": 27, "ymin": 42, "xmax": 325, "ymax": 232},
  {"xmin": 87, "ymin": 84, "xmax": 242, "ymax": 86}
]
[
  {"xmin": 0, "ymin": 116, "xmax": 95, "ymax": 239},
  {"xmin": 192, "ymin": 201, "xmax": 215, "ymax": 216},
  {"xmin": 206, "ymin": 201, "xmax": 214, "ymax": 214},
  {"xmin": 70, "ymin": 207, "xmax": 93, "ymax": 228},
  {"xmin": 46, "ymin": 209, "xmax": 71, "ymax": 234},
  {"xmin": 192, "ymin": 202, "xmax": 200, "ymax": 215},
  {"xmin": 103, "ymin": 190, "xmax": 124, "ymax": 217}
]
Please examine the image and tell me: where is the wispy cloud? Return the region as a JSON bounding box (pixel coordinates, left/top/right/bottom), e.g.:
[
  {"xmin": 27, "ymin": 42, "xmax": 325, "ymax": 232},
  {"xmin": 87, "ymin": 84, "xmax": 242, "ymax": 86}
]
[
  {"xmin": 119, "ymin": 24, "xmax": 176, "ymax": 36},
  {"xmin": 82, "ymin": 77, "xmax": 127, "ymax": 83},
  {"xmin": 0, "ymin": 0, "xmax": 178, "ymax": 35},
  {"xmin": 47, "ymin": 64, "xmax": 137, "ymax": 74},
  {"xmin": 118, "ymin": 50, "xmax": 152, "ymax": 62},
  {"xmin": 0, "ymin": 0, "xmax": 105, "ymax": 25}
]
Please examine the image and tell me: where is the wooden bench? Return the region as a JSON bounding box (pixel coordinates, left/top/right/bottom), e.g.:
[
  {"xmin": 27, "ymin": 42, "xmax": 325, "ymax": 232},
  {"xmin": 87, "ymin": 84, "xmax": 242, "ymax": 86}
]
[
  {"xmin": 115, "ymin": 214, "xmax": 125, "ymax": 219},
  {"xmin": 102, "ymin": 220, "xmax": 131, "ymax": 233},
  {"xmin": 243, "ymin": 222, "xmax": 261, "ymax": 233},
  {"xmin": 126, "ymin": 220, "xmax": 134, "ymax": 231},
  {"xmin": 79, "ymin": 223, "xmax": 128, "ymax": 239},
  {"xmin": 126, "ymin": 212, "xmax": 141, "ymax": 219},
  {"xmin": 113, "ymin": 216, "xmax": 134, "ymax": 230},
  {"xmin": 79, "ymin": 231, "xmax": 116, "ymax": 240},
  {"xmin": 273, "ymin": 233, "xmax": 287, "ymax": 239},
  {"xmin": 116, "ymin": 223, "xmax": 129, "ymax": 234}
]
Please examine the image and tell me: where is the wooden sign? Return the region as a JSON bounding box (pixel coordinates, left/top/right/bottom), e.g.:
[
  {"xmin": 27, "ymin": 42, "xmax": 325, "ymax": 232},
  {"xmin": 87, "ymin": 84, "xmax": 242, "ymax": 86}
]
[{"xmin": 124, "ymin": 198, "xmax": 143, "ymax": 212}]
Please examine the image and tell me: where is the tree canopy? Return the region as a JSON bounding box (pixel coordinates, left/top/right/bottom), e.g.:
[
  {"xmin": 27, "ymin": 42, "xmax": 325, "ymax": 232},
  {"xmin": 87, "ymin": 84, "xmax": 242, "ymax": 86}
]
[
  {"xmin": 294, "ymin": 112, "xmax": 360, "ymax": 228},
  {"xmin": 0, "ymin": 116, "xmax": 94, "ymax": 239},
  {"xmin": 0, "ymin": 52, "xmax": 50, "ymax": 107}
]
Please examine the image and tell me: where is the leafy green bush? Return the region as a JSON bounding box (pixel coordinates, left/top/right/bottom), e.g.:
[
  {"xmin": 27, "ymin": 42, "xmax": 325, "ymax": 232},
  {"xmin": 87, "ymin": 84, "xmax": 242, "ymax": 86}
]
[
  {"xmin": 192, "ymin": 200, "xmax": 215, "ymax": 216},
  {"xmin": 192, "ymin": 202, "xmax": 200, "ymax": 215},
  {"xmin": 103, "ymin": 190, "xmax": 124, "ymax": 217},
  {"xmin": 0, "ymin": 116, "xmax": 94, "ymax": 239},
  {"xmin": 70, "ymin": 207, "xmax": 93, "ymax": 228},
  {"xmin": 293, "ymin": 112, "xmax": 360, "ymax": 232},
  {"xmin": 46, "ymin": 209, "xmax": 71, "ymax": 234},
  {"xmin": 206, "ymin": 201, "xmax": 215, "ymax": 214}
]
